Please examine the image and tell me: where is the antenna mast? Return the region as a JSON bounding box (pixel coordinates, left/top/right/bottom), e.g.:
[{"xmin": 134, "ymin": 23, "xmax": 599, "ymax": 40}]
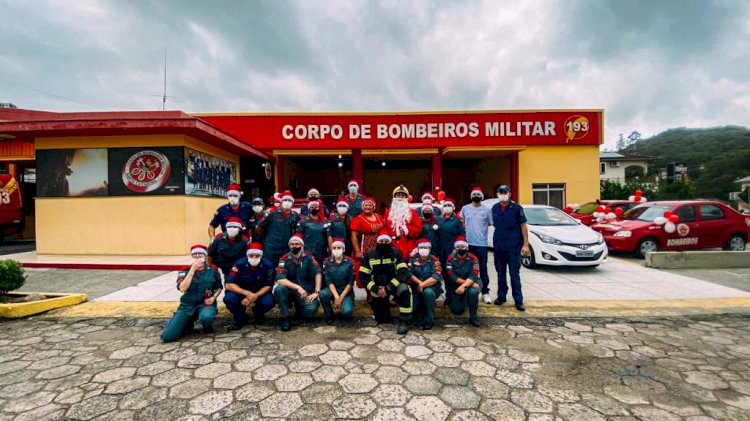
[{"xmin": 162, "ymin": 48, "xmax": 167, "ymax": 111}]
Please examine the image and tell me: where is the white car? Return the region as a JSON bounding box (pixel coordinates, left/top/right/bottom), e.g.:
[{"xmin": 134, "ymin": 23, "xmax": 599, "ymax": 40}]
[{"xmin": 482, "ymin": 199, "xmax": 607, "ymax": 268}]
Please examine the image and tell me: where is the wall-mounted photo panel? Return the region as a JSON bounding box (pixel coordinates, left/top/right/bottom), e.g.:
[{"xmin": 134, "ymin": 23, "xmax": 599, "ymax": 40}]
[{"xmin": 37, "ymin": 148, "xmax": 109, "ymax": 197}]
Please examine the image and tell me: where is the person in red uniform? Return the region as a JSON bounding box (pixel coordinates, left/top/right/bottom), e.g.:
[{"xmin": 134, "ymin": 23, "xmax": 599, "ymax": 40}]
[{"xmin": 384, "ymin": 185, "xmax": 423, "ymax": 260}]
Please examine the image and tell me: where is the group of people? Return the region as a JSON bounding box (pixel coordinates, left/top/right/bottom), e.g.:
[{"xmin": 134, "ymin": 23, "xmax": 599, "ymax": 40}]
[{"xmin": 161, "ymin": 180, "xmax": 530, "ymax": 342}]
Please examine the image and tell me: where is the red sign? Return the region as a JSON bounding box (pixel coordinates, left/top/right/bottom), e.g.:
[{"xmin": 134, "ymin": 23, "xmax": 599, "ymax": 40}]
[
  {"xmin": 121, "ymin": 150, "xmax": 172, "ymax": 193},
  {"xmin": 199, "ymin": 110, "xmax": 602, "ymax": 150}
]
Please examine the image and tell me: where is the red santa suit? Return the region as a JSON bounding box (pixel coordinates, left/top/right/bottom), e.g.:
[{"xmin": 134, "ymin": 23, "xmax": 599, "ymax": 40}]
[{"xmin": 384, "ymin": 206, "xmax": 423, "ymax": 260}]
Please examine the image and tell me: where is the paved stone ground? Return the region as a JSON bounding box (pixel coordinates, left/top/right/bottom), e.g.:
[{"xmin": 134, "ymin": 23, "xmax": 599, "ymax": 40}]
[{"xmin": 1, "ymin": 315, "xmax": 750, "ymax": 420}]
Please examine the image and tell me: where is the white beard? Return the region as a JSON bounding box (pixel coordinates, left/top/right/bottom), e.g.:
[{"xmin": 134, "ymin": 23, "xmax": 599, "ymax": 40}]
[{"xmin": 389, "ymin": 199, "xmax": 412, "ymax": 233}]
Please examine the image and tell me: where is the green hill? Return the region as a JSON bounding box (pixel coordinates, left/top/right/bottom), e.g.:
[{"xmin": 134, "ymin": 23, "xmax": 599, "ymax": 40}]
[{"xmin": 620, "ymin": 126, "xmax": 750, "ymax": 200}]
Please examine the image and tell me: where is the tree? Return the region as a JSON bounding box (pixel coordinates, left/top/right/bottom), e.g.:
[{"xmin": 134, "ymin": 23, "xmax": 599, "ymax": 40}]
[{"xmin": 616, "ymin": 134, "xmax": 626, "ymax": 151}]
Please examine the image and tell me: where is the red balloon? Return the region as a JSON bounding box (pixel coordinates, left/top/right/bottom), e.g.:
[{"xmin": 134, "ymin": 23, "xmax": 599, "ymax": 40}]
[
  {"xmin": 407, "ymin": 195, "xmax": 413, "ymax": 203},
  {"xmin": 614, "ymin": 208, "xmax": 624, "ymax": 216},
  {"xmin": 564, "ymin": 206, "xmax": 573, "ymax": 214},
  {"xmin": 663, "ymin": 211, "xmax": 674, "ymax": 218},
  {"xmin": 596, "ymin": 205, "xmax": 605, "ymax": 213},
  {"xmin": 437, "ymin": 191, "xmax": 446, "ymax": 201},
  {"xmin": 635, "ymin": 189, "xmax": 643, "ymax": 196},
  {"xmin": 668, "ymin": 215, "xmax": 679, "ymax": 223},
  {"xmin": 604, "ymin": 207, "xmax": 612, "ymax": 213}
]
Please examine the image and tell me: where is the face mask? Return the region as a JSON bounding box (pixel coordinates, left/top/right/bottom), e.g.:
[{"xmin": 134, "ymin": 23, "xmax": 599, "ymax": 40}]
[
  {"xmin": 310, "ymin": 209, "xmax": 320, "ymax": 216},
  {"xmin": 332, "ymin": 249, "xmax": 343, "ymax": 258},
  {"xmin": 228, "ymin": 196, "xmax": 240, "ymax": 206},
  {"xmin": 443, "ymin": 206, "xmax": 454, "ymax": 215},
  {"xmin": 252, "ymin": 205, "xmax": 264, "ymax": 213},
  {"xmin": 337, "ymin": 206, "xmax": 348, "ymax": 215},
  {"xmin": 226, "ymin": 228, "xmax": 240, "ymax": 238},
  {"xmin": 282, "ymin": 201, "xmax": 293, "ymax": 210},
  {"xmin": 376, "ymin": 243, "xmax": 391, "ymax": 254},
  {"xmin": 309, "ymin": 196, "xmax": 319, "ymax": 201},
  {"xmin": 423, "ymin": 212, "xmax": 432, "ymax": 218},
  {"xmin": 423, "ymin": 199, "xmax": 433, "ymax": 205},
  {"xmin": 418, "ymin": 249, "xmax": 430, "ymax": 258},
  {"xmin": 248, "ymin": 257, "xmax": 261, "ymax": 267},
  {"xmin": 498, "ymin": 194, "xmax": 510, "ymax": 202},
  {"xmin": 348, "ymin": 186, "xmax": 358, "ymax": 194},
  {"xmin": 290, "ymin": 246, "xmax": 302, "ymax": 255},
  {"xmin": 457, "ymin": 249, "xmax": 468, "ymax": 256},
  {"xmin": 471, "ymin": 196, "xmax": 482, "ymax": 203}
]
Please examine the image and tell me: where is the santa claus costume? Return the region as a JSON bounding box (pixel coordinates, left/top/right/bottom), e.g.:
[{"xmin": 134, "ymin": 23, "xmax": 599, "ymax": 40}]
[{"xmin": 385, "ymin": 185, "xmax": 424, "ymax": 260}]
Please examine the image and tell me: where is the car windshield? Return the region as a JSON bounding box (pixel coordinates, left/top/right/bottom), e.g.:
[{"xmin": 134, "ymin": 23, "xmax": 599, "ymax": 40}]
[
  {"xmin": 622, "ymin": 205, "xmax": 673, "ymax": 222},
  {"xmin": 577, "ymin": 202, "xmax": 598, "ymax": 214},
  {"xmin": 524, "ymin": 207, "xmax": 578, "ymax": 226}
]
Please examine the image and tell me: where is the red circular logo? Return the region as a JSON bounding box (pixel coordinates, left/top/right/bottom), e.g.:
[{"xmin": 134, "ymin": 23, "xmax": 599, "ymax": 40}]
[{"xmin": 121, "ymin": 150, "xmax": 171, "ymax": 193}]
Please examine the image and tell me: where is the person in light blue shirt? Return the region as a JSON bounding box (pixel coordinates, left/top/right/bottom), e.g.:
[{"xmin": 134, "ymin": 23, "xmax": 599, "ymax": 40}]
[{"xmin": 460, "ymin": 187, "xmax": 493, "ymax": 304}]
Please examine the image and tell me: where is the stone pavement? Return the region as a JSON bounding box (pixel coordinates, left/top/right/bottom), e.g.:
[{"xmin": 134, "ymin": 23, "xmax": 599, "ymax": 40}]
[{"xmin": 1, "ymin": 314, "xmax": 750, "ymax": 420}]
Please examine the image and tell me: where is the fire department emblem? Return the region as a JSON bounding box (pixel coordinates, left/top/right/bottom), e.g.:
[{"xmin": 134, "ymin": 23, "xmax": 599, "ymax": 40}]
[
  {"xmin": 121, "ymin": 150, "xmax": 171, "ymax": 193},
  {"xmin": 677, "ymin": 223, "xmax": 690, "ymax": 237},
  {"xmin": 264, "ymin": 162, "xmax": 273, "ymax": 180}
]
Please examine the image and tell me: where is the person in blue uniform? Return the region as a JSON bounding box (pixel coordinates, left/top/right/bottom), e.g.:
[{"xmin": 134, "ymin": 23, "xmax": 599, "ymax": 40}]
[
  {"xmin": 359, "ymin": 229, "xmax": 413, "ymax": 335},
  {"xmin": 319, "ymin": 238, "xmax": 356, "ymax": 324},
  {"xmin": 297, "ymin": 199, "xmax": 329, "ymax": 266},
  {"xmin": 445, "ymin": 236, "xmax": 481, "ymax": 326},
  {"xmin": 208, "ymin": 216, "xmax": 250, "ymax": 278},
  {"xmin": 345, "ymin": 180, "xmax": 365, "ymax": 217},
  {"xmin": 435, "ymin": 197, "xmax": 465, "ymax": 304},
  {"xmin": 274, "ymin": 234, "xmax": 323, "ymax": 331},
  {"xmin": 257, "ymin": 190, "xmax": 300, "ymax": 265},
  {"xmin": 418, "ymin": 204, "xmax": 439, "ymax": 250},
  {"xmin": 328, "ymin": 197, "xmax": 353, "ymax": 256},
  {"xmin": 407, "ymin": 238, "xmax": 443, "ymax": 330},
  {"xmin": 417, "ymin": 192, "xmax": 436, "ymax": 217},
  {"xmin": 208, "ymin": 183, "xmax": 252, "ymax": 241},
  {"xmin": 300, "ymin": 188, "xmax": 330, "ymax": 218},
  {"xmin": 223, "ymin": 242, "xmax": 276, "ymax": 330},
  {"xmin": 161, "ymin": 245, "xmax": 223, "ymax": 342},
  {"xmin": 491, "ymin": 185, "xmax": 530, "ymax": 312},
  {"xmin": 247, "ymin": 198, "xmax": 266, "ymax": 242}
]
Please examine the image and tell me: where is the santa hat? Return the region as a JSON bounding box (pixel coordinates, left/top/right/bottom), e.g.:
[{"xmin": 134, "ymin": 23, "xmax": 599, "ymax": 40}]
[
  {"xmin": 421, "ymin": 192, "xmax": 434, "ymax": 201},
  {"xmin": 470, "ymin": 187, "xmax": 484, "ymax": 199},
  {"xmin": 227, "ymin": 183, "xmax": 242, "ymax": 196},
  {"xmin": 421, "ymin": 204, "xmax": 434, "ymax": 213},
  {"xmin": 331, "ymin": 238, "xmax": 346, "ymax": 248},
  {"xmin": 190, "ymin": 244, "xmax": 208, "ymax": 255},
  {"xmin": 454, "ymin": 235, "xmax": 468, "ymax": 248},
  {"xmin": 281, "ymin": 190, "xmax": 294, "ymax": 201},
  {"xmin": 348, "ymin": 180, "xmax": 359, "ymax": 188},
  {"xmin": 336, "ymin": 197, "xmax": 349, "ymax": 208},
  {"xmin": 363, "ymin": 197, "xmax": 376, "ymax": 207},
  {"xmin": 442, "ymin": 198, "xmax": 456, "ymax": 208},
  {"xmin": 246, "ymin": 242, "xmax": 263, "ymax": 256},
  {"xmin": 417, "ymin": 238, "xmax": 432, "ymax": 248},
  {"xmin": 307, "ymin": 199, "xmax": 321, "ymax": 208},
  {"xmin": 225, "ymin": 216, "xmax": 245, "ymax": 230},
  {"xmin": 288, "ymin": 233, "xmax": 304, "ymax": 246},
  {"xmin": 376, "ymin": 228, "xmax": 392, "ymax": 243},
  {"xmin": 307, "ymin": 188, "xmax": 320, "ymax": 197}
]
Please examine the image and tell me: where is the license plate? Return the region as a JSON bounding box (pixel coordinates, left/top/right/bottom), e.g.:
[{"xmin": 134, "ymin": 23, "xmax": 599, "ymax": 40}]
[{"xmin": 575, "ymin": 250, "xmax": 595, "ymax": 257}]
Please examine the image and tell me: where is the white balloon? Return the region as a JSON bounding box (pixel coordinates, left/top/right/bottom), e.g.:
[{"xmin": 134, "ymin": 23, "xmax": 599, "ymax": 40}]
[
  {"xmin": 654, "ymin": 216, "xmax": 667, "ymax": 225},
  {"xmin": 639, "ymin": 196, "xmax": 647, "ymax": 202},
  {"xmin": 628, "ymin": 195, "xmax": 636, "ymax": 201},
  {"xmin": 664, "ymin": 222, "xmax": 676, "ymax": 233},
  {"xmin": 606, "ymin": 212, "xmax": 616, "ymax": 219}
]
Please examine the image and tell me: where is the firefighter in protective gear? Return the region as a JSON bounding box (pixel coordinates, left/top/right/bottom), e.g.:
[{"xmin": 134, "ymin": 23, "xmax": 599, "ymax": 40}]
[
  {"xmin": 208, "ymin": 183, "xmax": 252, "ymax": 240},
  {"xmin": 297, "ymin": 199, "xmax": 329, "ymax": 265},
  {"xmin": 359, "ymin": 229, "xmax": 413, "ymax": 335},
  {"xmin": 445, "ymin": 236, "xmax": 481, "ymax": 327},
  {"xmin": 161, "ymin": 245, "xmax": 223, "ymax": 342},
  {"xmin": 207, "ymin": 216, "xmax": 250, "ymax": 278},
  {"xmin": 257, "ymin": 190, "xmax": 300, "ymax": 265},
  {"xmin": 274, "ymin": 234, "xmax": 322, "ymax": 331},
  {"xmin": 408, "ymin": 238, "xmax": 443, "ymax": 330},
  {"xmin": 223, "ymin": 242, "xmax": 276, "ymax": 330},
  {"xmin": 319, "ymin": 238, "xmax": 356, "ymax": 324}
]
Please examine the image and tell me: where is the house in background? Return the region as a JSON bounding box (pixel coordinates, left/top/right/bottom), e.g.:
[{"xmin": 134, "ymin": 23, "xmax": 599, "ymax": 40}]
[
  {"xmin": 730, "ymin": 176, "xmax": 750, "ymax": 211},
  {"xmin": 599, "ymin": 152, "xmax": 654, "ymax": 184}
]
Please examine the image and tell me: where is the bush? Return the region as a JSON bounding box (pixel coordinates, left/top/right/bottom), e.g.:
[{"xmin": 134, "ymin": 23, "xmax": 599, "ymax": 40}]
[{"xmin": 0, "ymin": 260, "xmax": 25, "ymax": 294}]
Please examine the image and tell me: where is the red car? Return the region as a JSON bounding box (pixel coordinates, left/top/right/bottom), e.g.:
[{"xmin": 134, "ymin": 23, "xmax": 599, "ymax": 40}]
[
  {"xmin": 592, "ymin": 200, "xmax": 750, "ymax": 258},
  {"xmin": 571, "ymin": 200, "xmax": 639, "ymax": 226}
]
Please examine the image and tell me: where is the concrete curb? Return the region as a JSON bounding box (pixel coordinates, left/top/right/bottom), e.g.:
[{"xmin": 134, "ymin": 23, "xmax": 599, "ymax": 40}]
[
  {"xmin": 0, "ymin": 291, "xmax": 88, "ymax": 318},
  {"xmin": 645, "ymin": 251, "xmax": 750, "ymax": 269}
]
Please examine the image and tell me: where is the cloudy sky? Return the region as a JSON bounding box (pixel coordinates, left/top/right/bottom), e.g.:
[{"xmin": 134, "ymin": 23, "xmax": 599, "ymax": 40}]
[{"xmin": 2, "ymin": 0, "xmax": 749, "ymax": 149}]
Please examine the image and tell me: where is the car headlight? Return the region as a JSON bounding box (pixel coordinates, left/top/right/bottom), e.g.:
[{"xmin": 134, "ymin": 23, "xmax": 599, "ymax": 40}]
[
  {"xmin": 596, "ymin": 232, "xmax": 604, "ymax": 244},
  {"xmin": 613, "ymin": 230, "xmax": 632, "ymax": 238},
  {"xmin": 533, "ymin": 232, "xmax": 563, "ymax": 245}
]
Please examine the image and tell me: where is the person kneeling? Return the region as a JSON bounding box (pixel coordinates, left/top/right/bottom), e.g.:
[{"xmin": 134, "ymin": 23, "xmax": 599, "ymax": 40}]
[
  {"xmin": 274, "ymin": 234, "xmax": 322, "ymax": 331},
  {"xmin": 319, "ymin": 238, "xmax": 356, "ymax": 324},
  {"xmin": 359, "ymin": 229, "xmax": 413, "ymax": 335},
  {"xmin": 445, "ymin": 236, "xmax": 481, "ymax": 327},
  {"xmin": 223, "ymin": 242, "xmax": 276, "ymax": 331},
  {"xmin": 161, "ymin": 245, "xmax": 222, "ymax": 342},
  {"xmin": 408, "ymin": 238, "xmax": 443, "ymax": 330}
]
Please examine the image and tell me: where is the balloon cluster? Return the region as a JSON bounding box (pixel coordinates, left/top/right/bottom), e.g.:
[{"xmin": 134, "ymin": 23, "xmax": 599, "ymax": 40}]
[
  {"xmin": 592, "ymin": 205, "xmax": 622, "ymax": 223},
  {"xmin": 563, "ymin": 203, "xmax": 581, "ymax": 214},
  {"xmin": 654, "ymin": 211, "xmax": 680, "ymax": 233},
  {"xmin": 628, "ymin": 189, "xmax": 647, "ymax": 203}
]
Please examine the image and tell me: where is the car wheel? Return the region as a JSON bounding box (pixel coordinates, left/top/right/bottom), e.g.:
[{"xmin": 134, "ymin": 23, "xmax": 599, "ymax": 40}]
[
  {"xmin": 521, "ymin": 246, "xmax": 537, "ymax": 269},
  {"xmin": 635, "ymin": 237, "xmax": 659, "ymax": 258},
  {"xmin": 724, "ymin": 234, "xmax": 747, "ymax": 251}
]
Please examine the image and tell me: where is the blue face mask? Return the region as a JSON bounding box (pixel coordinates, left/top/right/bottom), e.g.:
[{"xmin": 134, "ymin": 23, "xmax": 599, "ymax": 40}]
[{"xmin": 348, "ymin": 186, "xmax": 357, "ymax": 194}]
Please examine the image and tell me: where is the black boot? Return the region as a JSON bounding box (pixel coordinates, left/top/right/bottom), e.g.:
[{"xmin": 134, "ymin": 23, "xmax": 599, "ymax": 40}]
[
  {"xmin": 515, "ymin": 302, "xmax": 526, "ymax": 312},
  {"xmin": 469, "ymin": 317, "xmax": 480, "ymax": 327},
  {"xmin": 202, "ymin": 325, "xmax": 214, "ymax": 334},
  {"xmin": 397, "ymin": 323, "xmax": 409, "ymax": 335},
  {"xmin": 279, "ymin": 318, "xmax": 291, "ymax": 331}
]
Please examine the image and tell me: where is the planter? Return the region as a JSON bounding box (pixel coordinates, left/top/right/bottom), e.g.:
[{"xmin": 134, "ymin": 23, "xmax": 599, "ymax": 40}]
[{"xmin": 0, "ymin": 292, "xmax": 88, "ymax": 318}]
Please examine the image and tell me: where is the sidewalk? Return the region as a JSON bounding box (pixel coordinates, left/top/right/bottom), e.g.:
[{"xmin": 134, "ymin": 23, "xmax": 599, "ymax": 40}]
[{"xmin": 4, "ymin": 250, "xmax": 187, "ymax": 271}]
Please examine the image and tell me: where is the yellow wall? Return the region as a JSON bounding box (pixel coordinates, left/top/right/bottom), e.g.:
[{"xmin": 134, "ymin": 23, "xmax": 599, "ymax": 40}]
[
  {"xmin": 517, "ymin": 146, "xmax": 600, "ymax": 205},
  {"xmin": 36, "ymin": 196, "xmax": 224, "ymax": 255}
]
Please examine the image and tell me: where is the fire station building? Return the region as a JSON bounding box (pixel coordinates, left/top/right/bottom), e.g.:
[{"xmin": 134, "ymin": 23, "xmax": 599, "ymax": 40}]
[{"xmin": 0, "ymin": 108, "xmax": 602, "ymax": 255}]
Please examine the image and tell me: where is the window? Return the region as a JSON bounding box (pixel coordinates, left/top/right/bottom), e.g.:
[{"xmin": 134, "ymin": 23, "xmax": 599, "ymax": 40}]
[
  {"xmin": 532, "ymin": 183, "xmax": 565, "ymax": 209},
  {"xmin": 674, "ymin": 205, "xmax": 696, "ymax": 223},
  {"xmin": 700, "ymin": 204, "xmax": 724, "ymax": 221},
  {"xmin": 600, "ymin": 163, "xmax": 606, "ymax": 174}
]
